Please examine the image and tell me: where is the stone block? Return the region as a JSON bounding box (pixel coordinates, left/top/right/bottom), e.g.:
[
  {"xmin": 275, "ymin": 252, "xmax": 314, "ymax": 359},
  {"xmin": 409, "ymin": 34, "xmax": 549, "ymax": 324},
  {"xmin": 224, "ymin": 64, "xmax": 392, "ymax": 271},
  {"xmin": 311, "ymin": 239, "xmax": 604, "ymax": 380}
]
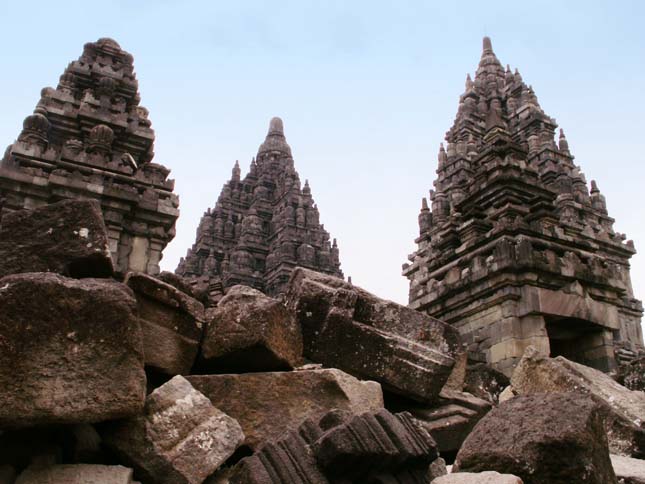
[
  {"xmin": 285, "ymin": 268, "xmax": 462, "ymax": 403},
  {"xmin": 611, "ymin": 454, "xmax": 645, "ymax": 484},
  {"xmin": 511, "ymin": 346, "xmax": 645, "ymax": 457},
  {"xmin": 187, "ymin": 368, "xmax": 383, "ymax": 450},
  {"xmin": 0, "ymin": 199, "xmax": 113, "ymax": 278},
  {"xmin": 230, "ymin": 408, "xmax": 441, "ymax": 483},
  {"xmin": 199, "ymin": 285, "xmax": 302, "ymax": 372},
  {"xmin": 15, "ymin": 464, "xmax": 136, "ymax": 484},
  {"xmin": 0, "ymin": 273, "xmax": 145, "ymax": 427},
  {"xmin": 464, "ymin": 363, "xmax": 510, "ymax": 404},
  {"xmin": 454, "ymin": 393, "xmax": 617, "ymax": 484},
  {"xmin": 388, "ymin": 389, "xmax": 491, "ymax": 454},
  {"xmin": 125, "ymin": 272, "xmax": 205, "ymax": 375},
  {"xmin": 103, "ymin": 375, "xmax": 244, "ymax": 484},
  {"xmin": 432, "ymin": 471, "xmax": 523, "ymax": 483}
]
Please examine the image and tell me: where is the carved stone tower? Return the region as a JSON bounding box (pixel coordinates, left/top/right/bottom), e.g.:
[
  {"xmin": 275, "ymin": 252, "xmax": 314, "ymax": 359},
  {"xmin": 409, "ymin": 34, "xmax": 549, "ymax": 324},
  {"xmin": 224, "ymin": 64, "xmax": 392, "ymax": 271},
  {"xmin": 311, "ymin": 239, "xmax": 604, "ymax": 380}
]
[
  {"xmin": 0, "ymin": 38, "xmax": 179, "ymax": 275},
  {"xmin": 403, "ymin": 37, "xmax": 643, "ymax": 375},
  {"xmin": 176, "ymin": 117, "xmax": 342, "ymax": 297}
]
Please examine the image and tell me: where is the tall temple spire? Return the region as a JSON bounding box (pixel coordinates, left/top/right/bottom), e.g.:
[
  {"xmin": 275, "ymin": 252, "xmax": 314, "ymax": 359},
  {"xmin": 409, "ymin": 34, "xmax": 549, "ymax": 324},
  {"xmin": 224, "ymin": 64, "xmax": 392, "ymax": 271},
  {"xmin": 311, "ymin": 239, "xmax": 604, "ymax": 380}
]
[
  {"xmin": 403, "ymin": 37, "xmax": 643, "ymax": 375},
  {"xmin": 176, "ymin": 117, "xmax": 342, "ymax": 299}
]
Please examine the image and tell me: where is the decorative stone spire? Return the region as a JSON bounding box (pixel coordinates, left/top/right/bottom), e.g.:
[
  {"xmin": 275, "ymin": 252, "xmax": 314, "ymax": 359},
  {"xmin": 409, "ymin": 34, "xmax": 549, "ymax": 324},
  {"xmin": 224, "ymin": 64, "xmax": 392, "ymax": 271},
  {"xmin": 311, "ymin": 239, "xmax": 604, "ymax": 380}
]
[
  {"xmin": 177, "ymin": 117, "xmax": 342, "ymax": 298},
  {"xmin": 0, "ymin": 38, "xmax": 178, "ymax": 275},
  {"xmin": 404, "ymin": 37, "xmax": 643, "ymax": 376},
  {"xmin": 232, "ymin": 160, "xmax": 241, "ymax": 181}
]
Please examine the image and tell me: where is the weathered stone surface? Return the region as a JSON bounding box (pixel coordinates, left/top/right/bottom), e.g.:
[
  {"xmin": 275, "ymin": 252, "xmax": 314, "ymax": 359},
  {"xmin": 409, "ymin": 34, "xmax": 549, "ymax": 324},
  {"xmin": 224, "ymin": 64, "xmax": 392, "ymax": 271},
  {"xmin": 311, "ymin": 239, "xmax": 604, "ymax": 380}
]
[
  {"xmin": 390, "ymin": 390, "xmax": 491, "ymax": 454},
  {"xmin": 0, "ymin": 38, "xmax": 179, "ymax": 276},
  {"xmin": 454, "ymin": 393, "xmax": 618, "ymax": 484},
  {"xmin": 199, "ymin": 285, "xmax": 303, "ymax": 372},
  {"xmin": 432, "ymin": 471, "xmax": 523, "ymax": 483},
  {"xmin": 230, "ymin": 408, "xmax": 440, "ymax": 483},
  {"xmin": 464, "ymin": 363, "xmax": 510, "ymax": 404},
  {"xmin": 0, "ymin": 273, "xmax": 145, "ymax": 427},
  {"xmin": 498, "ymin": 386, "xmax": 515, "ymax": 403},
  {"xmin": 103, "ymin": 376, "xmax": 244, "ymax": 484},
  {"xmin": 403, "ymin": 37, "xmax": 643, "ymax": 375},
  {"xmin": 285, "ymin": 267, "xmax": 462, "ymax": 403},
  {"xmin": 611, "ymin": 454, "xmax": 645, "ymax": 484},
  {"xmin": 511, "ymin": 346, "xmax": 645, "ymax": 457},
  {"xmin": 125, "ymin": 272, "xmax": 205, "ymax": 375},
  {"xmin": 187, "ymin": 369, "xmax": 383, "ymax": 450},
  {"xmin": 176, "ymin": 117, "xmax": 342, "ymax": 298},
  {"xmin": 617, "ymin": 356, "xmax": 645, "ymax": 392},
  {"xmin": 0, "ymin": 199, "xmax": 113, "ymax": 278},
  {"xmin": 15, "ymin": 464, "xmax": 136, "ymax": 484}
]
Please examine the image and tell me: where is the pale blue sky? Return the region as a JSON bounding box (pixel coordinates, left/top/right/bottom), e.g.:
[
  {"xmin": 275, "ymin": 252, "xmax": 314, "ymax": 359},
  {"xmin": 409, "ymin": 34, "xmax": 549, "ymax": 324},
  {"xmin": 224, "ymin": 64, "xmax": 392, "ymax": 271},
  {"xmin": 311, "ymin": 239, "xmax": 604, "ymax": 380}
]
[{"xmin": 1, "ymin": 1, "xmax": 644, "ymax": 305}]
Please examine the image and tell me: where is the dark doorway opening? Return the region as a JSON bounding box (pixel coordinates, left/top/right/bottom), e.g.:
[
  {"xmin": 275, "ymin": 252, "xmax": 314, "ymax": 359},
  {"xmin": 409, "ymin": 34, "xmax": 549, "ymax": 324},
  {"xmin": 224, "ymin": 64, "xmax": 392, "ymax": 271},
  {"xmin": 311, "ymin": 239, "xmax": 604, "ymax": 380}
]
[{"xmin": 545, "ymin": 316, "xmax": 610, "ymax": 371}]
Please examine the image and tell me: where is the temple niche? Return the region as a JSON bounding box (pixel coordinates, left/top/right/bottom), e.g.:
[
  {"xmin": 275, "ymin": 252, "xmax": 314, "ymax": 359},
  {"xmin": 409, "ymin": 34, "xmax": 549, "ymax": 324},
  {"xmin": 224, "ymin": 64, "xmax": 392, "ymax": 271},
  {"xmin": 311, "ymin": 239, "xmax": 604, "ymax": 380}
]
[
  {"xmin": 176, "ymin": 117, "xmax": 343, "ymax": 298},
  {"xmin": 0, "ymin": 38, "xmax": 179, "ymax": 275},
  {"xmin": 403, "ymin": 37, "xmax": 644, "ymax": 375}
]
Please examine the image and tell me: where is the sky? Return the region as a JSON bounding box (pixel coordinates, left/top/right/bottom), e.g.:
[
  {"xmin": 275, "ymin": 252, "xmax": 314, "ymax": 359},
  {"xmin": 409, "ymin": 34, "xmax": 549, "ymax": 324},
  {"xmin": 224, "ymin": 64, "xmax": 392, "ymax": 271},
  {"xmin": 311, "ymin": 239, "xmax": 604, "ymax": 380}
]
[{"xmin": 1, "ymin": 0, "xmax": 644, "ymax": 306}]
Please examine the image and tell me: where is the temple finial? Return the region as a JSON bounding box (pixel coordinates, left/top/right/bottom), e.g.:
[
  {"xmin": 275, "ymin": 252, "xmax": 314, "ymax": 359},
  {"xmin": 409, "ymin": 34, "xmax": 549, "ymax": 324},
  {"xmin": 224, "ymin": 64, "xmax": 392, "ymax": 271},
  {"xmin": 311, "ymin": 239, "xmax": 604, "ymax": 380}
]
[
  {"xmin": 421, "ymin": 197, "xmax": 429, "ymax": 211},
  {"xmin": 232, "ymin": 160, "xmax": 241, "ymax": 181},
  {"xmin": 268, "ymin": 116, "xmax": 284, "ymax": 136},
  {"xmin": 590, "ymin": 180, "xmax": 600, "ymax": 194},
  {"xmin": 483, "ymin": 36, "xmax": 493, "ymax": 53},
  {"xmin": 559, "ymin": 128, "xmax": 570, "ymax": 152}
]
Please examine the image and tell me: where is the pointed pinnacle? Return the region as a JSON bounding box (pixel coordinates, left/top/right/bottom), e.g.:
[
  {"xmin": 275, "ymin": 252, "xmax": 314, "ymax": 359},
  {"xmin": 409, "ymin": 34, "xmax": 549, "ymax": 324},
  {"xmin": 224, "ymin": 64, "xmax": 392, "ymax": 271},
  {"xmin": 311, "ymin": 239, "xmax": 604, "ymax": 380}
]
[
  {"xmin": 590, "ymin": 180, "xmax": 600, "ymax": 194},
  {"xmin": 421, "ymin": 197, "xmax": 429, "ymax": 211},
  {"xmin": 483, "ymin": 36, "xmax": 493, "ymax": 53}
]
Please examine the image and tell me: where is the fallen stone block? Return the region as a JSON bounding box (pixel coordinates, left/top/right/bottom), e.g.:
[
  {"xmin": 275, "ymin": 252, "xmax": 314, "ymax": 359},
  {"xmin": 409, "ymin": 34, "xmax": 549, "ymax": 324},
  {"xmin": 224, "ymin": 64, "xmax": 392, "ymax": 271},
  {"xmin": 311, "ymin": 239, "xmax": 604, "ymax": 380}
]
[
  {"xmin": 285, "ymin": 267, "xmax": 462, "ymax": 403},
  {"xmin": 511, "ymin": 346, "xmax": 645, "ymax": 457},
  {"xmin": 199, "ymin": 285, "xmax": 303, "ymax": 372},
  {"xmin": 432, "ymin": 471, "xmax": 523, "ymax": 483},
  {"xmin": 230, "ymin": 408, "xmax": 441, "ymax": 483},
  {"xmin": 0, "ymin": 199, "xmax": 113, "ymax": 278},
  {"xmin": 125, "ymin": 272, "xmax": 205, "ymax": 375},
  {"xmin": 464, "ymin": 363, "xmax": 510, "ymax": 404},
  {"xmin": 0, "ymin": 273, "xmax": 145, "ymax": 427},
  {"xmin": 611, "ymin": 454, "xmax": 645, "ymax": 484},
  {"xmin": 389, "ymin": 389, "xmax": 491, "ymax": 455},
  {"xmin": 453, "ymin": 393, "xmax": 618, "ymax": 484},
  {"xmin": 187, "ymin": 368, "xmax": 383, "ymax": 450},
  {"xmin": 15, "ymin": 464, "xmax": 136, "ymax": 484},
  {"xmin": 102, "ymin": 375, "xmax": 244, "ymax": 484}
]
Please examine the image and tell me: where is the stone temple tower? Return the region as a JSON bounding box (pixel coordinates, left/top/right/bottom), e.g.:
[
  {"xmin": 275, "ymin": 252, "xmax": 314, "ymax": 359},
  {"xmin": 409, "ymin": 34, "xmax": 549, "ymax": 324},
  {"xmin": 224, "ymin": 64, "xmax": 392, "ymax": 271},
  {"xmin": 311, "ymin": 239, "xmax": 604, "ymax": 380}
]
[
  {"xmin": 403, "ymin": 37, "xmax": 643, "ymax": 375},
  {"xmin": 176, "ymin": 117, "xmax": 342, "ymax": 297},
  {"xmin": 0, "ymin": 38, "xmax": 179, "ymax": 275}
]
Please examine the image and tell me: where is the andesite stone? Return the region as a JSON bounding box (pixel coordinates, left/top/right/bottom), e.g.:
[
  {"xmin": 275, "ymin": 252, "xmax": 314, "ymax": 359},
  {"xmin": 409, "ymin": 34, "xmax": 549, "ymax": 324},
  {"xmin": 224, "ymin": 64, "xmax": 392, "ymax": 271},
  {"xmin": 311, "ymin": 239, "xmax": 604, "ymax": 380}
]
[
  {"xmin": 510, "ymin": 346, "xmax": 645, "ymax": 457},
  {"xmin": 285, "ymin": 267, "xmax": 462, "ymax": 403},
  {"xmin": 0, "ymin": 272, "xmax": 145, "ymax": 427},
  {"xmin": 187, "ymin": 368, "xmax": 383, "ymax": 450},
  {"xmin": 0, "ymin": 199, "xmax": 113, "ymax": 278},
  {"xmin": 15, "ymin": 464, "xmax": 137, "ymax": 484},
  {"xmin": 454, "ymin": 393, "xmax": 618, "ymax": 484},
  {"xmin": 464, "ymin": 363, "xmax": 510, "ymax": 404},
  {"xmin": 230, "ymin": 408, "xmax": 442, "ymax": 483},
  {"xmin": 125, "ymin": 272, "xmax": 205, "ymax": 375},
  {"xmin": 102, "ymin": 375, "xmax": 244, "ymax": 484},
  {"xmin": 611, "ymin": 454, "xmax": 645, "ymax": 484},
  {"xmin": 199, "ymin": 284, "xmax": 303, "ymax": 373},
  {"xmin": 432, "ymin": 471, "xmax": 523, "ymax": 484}
]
